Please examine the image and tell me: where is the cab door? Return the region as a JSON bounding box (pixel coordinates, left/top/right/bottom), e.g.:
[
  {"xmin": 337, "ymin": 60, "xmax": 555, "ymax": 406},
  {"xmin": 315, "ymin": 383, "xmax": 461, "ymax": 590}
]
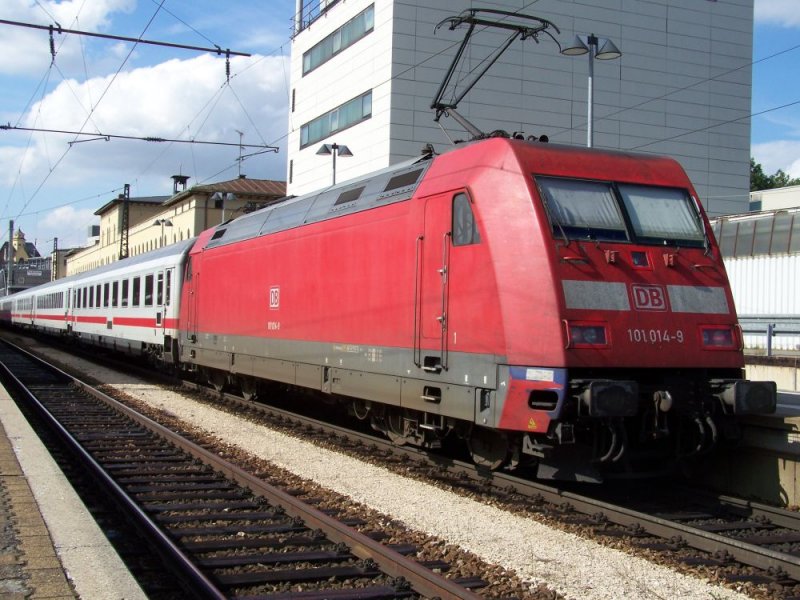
[
  {"xmin": 184, "ymin": 256, "xmax": 199, "ymax": 343},
  {"xmin": 418, "ymin": 193, "xmax": 452, "ymax": 373}
]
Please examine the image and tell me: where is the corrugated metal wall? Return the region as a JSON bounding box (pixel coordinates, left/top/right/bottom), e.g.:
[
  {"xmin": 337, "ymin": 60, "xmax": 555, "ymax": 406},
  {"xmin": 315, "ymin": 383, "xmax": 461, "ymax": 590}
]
[{"xmin": 725, "ymin": 255, "xmax": 800, "ymax": 352}]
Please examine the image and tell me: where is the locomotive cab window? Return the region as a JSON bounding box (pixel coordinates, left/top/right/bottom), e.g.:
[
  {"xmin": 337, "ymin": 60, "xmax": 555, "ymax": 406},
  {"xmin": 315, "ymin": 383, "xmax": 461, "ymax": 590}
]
[
  {"xmin": 452, "ymin": 193, "xmax": 481, "ymax": 246},
  {"xmin": 537, "ymin": 178, "xmax": 628, "ymax": 242},
  {"xmin": 618, "ymin": 184, "xmax": 704, "ymax": 247},
  {"xmin": 537, "ymin": 176, "xmax": 705, "ymax": 247}
]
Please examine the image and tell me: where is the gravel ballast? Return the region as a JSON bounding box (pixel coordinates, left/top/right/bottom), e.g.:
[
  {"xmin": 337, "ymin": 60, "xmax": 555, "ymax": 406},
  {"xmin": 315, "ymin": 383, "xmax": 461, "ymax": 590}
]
[{"xmin": 23, "ymin": 341, "xmax": 754, "ymax": 600}]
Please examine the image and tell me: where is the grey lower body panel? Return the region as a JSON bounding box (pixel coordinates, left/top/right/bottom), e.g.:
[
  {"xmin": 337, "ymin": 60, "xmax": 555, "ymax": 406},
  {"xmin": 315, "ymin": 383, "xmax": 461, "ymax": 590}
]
[{"xmin": 182, "ymin": 332, "xmax": 501, "ymax": 424}]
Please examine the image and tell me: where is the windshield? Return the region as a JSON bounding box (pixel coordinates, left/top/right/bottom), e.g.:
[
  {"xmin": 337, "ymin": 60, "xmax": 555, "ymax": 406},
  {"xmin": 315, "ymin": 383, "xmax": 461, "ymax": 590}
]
[
  {"xmin": 536, "ymin": 178, "xmax": 628, "ymax": 242},
  {"xmin": 617, "ymin": 184, "xmax": 705, "ymax": 245},
  {"xmin": 537, "ymin": 177, "xmax": 705, "ymax": 247}
]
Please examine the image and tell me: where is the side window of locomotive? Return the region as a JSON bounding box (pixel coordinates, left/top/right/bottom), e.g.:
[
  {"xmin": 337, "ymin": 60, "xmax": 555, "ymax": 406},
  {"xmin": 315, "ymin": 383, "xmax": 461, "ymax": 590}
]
[
  {"xmin": 144, "ymin": 274, "xmax": 154, "ymax": 307},
  {"xmin": 185, "ymin": 257, "xmax": 192, "ymax": 281},
  {"xmin": 617, "ymin": 184, "xmax": 704, "ymax": 247},
  {"xmin": 132, "ymin": 277, "xmax": 141, "ymax": 307},
  {"xmin": 537, "ymin": 177, "xmax": 628, "ymax": 242},
  {"xmin": 452, "ymin": 193, "xmax": 481, "ymax": 246}
]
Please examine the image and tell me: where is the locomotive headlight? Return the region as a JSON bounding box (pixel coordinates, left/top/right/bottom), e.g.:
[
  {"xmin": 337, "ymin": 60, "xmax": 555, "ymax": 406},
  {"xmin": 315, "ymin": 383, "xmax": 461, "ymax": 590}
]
[
  {"xmin": 567, "ymin": 323, "xmax": 608, "ymax": 348},
  {"xmin": 700, "ymin": 326, "xmax": 735, "ymax": 349}
]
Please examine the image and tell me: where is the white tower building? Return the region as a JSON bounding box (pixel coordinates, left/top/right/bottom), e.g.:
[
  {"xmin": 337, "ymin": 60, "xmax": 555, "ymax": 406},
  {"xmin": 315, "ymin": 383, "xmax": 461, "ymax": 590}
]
[{"xmin": 288, "ymin": 0, "xmax": 753, "ymax": 216}]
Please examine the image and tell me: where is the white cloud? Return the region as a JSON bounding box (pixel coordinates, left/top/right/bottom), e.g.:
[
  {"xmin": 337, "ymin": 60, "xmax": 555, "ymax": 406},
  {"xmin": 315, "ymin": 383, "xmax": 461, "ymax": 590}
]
[
  {"xmin": 754, "ymin": 0, "xmax": 800, "ymax": 27},
  {"xmin": 752, "ymin": 140, "xmax": 800, "ymax": 177},
  {"xmin": 37, "ymin": 205, "xmax": 98, "ymax": 248},
  {"xmin": 1, "ymin": 51, "xmax": 290, "ymax": 247},
  {"xmin": 0, "ymin": 0, "xmax": 136, "ymax": 75}
]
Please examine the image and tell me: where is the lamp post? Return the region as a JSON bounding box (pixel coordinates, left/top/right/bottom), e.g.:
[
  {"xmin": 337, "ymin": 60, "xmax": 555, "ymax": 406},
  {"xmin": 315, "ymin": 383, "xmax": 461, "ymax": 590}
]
[
  {"xmin": 561, "ymin": 33, "xmax": 622, "ymax": 148},
  {"xmin": 316, "ymin": 142, "xmax": 353, "ymax": 185},
  {"xmin": 152, "ymin": 218, "xmax": 173, "ymax": 247}
]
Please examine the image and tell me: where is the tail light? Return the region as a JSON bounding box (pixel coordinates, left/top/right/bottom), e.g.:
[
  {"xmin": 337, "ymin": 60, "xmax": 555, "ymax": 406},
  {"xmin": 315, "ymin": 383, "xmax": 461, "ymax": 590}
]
[
  {"xmin": 700, "ymin": 326, "xmax": 735, "ymax": 349},
  {"xmin": 566, "ymin": 322, "xmax": 608, "ymax": 348}
]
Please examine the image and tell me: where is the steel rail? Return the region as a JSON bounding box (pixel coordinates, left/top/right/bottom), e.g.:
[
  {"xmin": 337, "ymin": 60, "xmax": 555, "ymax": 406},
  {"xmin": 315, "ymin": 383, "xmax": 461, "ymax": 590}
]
[
  {"xmin": 0, "ymin": 341, "xmax": 226, "ymax": 600},
  {"xmin": 0, "ymin": 340, "xmax": 481, "ymax": 600},
  {"xmin": 9, "ymin": 332, "xmax": 800, "ymax": 586},
  {"xmin": 191, "ymin": 382, "xmax": 800, "ymax": 582}
]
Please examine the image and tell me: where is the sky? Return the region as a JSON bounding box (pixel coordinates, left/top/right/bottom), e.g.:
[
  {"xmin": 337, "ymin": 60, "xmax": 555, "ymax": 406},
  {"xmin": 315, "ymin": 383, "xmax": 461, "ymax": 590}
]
[{"xmin": 0, "ymin": 0, "xmax": 796, "ymax": 251}]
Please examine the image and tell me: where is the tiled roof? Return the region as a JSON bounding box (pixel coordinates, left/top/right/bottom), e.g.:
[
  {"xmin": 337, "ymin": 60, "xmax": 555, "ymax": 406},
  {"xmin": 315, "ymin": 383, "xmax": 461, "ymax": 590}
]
[
  {"xmin": 94, "ymin": 195, "xmax": 170, "ymax": 216},
  {"xmin": 192, "ymin": 177, "xmax": 286, "ymax": 196}
]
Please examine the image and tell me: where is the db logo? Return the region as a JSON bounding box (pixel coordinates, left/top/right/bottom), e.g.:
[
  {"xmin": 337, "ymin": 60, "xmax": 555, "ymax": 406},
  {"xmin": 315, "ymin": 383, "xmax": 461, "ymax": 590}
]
[
  {"xmin": 269, "ymin": 286, "xmax": 280, "ymax": 310},
  {"xmin": 631, "ymin": 284, "xmax": 668, "ymax": 311}
]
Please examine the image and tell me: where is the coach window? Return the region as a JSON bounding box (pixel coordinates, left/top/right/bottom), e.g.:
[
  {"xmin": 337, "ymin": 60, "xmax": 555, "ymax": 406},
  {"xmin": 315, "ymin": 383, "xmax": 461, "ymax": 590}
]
[
  {"xmin": 95, "ymin": 285, "xmax": 101, "ymax": 308},
  {"xmin": 144, "ymin": 274, "xmax": 154, "ymax": 306},
  {"xmin": 452, "ymin": 193, "xmax": 481, "ymax": 246},
  {"xmin": 165, "ymin": 271, "xmax": 172, "ymax": 306},
  {"xmin": 83, "ymin": 287, "xmax": 88, "ymax": 308},
  {"xmin": 132, "ymin": 277, "xmax": 141, "ymax": 307},
  {"xmin": 112, "ymin": 281, "xmax": 118, "ymax": 307},
  {"xmin": 103, "ymin": 283, "xmax": 110, "ymax": 307},
  {"xmin": 156, "ymin": 271, "xmax": 164, "ymax": 305},
  {"xmin": 121, "ymin": 279, "xmax": 129, "ymax": 307}
]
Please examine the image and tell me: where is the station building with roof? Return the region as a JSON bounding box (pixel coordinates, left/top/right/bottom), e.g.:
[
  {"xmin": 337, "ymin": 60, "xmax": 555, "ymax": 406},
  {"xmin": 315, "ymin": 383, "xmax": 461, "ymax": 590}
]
[{"xmin": 65, "ymin": 176, "xmax": 286, "ymax": 276}]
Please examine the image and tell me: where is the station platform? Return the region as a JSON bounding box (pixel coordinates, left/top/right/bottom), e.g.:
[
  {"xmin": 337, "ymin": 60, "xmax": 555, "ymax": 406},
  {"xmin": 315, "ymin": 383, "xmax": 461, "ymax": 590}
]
[
  {"xmin": 698, "ymin": 395, "xmax": 800, "ymax": 506},
  {"xmin": 0, "ymin": 381, "xmax": 146, "ymax": 599}
]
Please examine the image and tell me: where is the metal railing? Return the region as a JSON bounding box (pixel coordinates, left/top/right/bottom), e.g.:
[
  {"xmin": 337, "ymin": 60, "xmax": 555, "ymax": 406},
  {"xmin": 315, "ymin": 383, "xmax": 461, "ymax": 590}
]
[
  {"xmin": 294, "ymin": 0, "xmax": 342, "ymax": 36},
  {"xmin": 738, "ymin": 315, "xmax": 800, "ymax": 357}
]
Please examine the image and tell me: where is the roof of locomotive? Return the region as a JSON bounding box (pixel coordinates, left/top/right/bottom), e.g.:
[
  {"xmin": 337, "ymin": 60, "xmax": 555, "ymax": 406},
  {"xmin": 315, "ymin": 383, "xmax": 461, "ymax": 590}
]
[
  {"xmin": 201, "ymin": 137, "xmax": 693, "ymax": 251},
  {"xmin": 203, "ymin": 156, "xmax": 433, "ymax": 250}
]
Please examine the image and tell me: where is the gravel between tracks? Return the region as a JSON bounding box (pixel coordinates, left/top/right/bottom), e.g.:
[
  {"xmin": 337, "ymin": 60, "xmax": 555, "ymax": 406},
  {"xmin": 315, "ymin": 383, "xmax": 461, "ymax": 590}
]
[{"xmin": 29, "ymin": 342, "xmax": 753, "ymax": 600}]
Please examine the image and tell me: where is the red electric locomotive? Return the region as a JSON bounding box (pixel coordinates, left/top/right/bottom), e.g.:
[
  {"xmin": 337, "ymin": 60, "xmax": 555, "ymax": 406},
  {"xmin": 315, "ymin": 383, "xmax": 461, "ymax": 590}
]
[{"xmin": 178, "ymin": 137, "xmax": 775, "ymax": 482}]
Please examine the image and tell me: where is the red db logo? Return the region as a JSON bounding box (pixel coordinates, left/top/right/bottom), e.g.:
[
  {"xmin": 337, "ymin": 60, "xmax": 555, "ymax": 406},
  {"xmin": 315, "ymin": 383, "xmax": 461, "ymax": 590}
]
[{"xmin": 632, "ymin": 284, "xmax": 667, "ymax": 311}]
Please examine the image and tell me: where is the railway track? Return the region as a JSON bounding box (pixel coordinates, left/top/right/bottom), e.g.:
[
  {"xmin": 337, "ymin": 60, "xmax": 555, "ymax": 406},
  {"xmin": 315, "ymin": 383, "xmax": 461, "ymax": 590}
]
[
  {"xmin": 0, "ymin": 339, "xmax": 486, "ymax": 599},
  {"xmin": 8, "ymin": 330, "xmax": 800, "ymax": 597},
  {"xmin": 184, "ymin": 383, "xmax": 800, "ymax": 596}
]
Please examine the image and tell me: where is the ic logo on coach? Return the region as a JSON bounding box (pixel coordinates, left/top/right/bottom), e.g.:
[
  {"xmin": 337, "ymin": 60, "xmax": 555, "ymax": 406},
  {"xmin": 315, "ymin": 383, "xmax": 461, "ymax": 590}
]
[{"xmin": 631, "ymin": 284, "xmax": 668, "ymax": 311}]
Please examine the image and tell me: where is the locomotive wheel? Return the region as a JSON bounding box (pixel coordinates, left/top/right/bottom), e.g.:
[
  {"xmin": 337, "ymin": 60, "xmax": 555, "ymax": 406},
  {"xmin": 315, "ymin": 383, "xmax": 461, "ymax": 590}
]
[
  {"xmin": 385, "ymin": 408, "xmax": 409, "ymax": 446},
  {"xmin": 208, "ymin": 370, "xmax": 226, "ymax": 392},
  {"xmin": 468, "ymin": 427, "xmax": 509, "ymax": 470},
  {"xmin": 240, "ymin": 377, "xmax": 258, "ymax": 401}
]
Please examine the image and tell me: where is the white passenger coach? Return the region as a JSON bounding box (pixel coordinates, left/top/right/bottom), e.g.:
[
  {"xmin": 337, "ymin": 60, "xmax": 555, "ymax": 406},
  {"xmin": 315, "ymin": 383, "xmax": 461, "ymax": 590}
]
[{"xmin": 2, "ymin": 239, "xmax": 194, "ymax": 362}]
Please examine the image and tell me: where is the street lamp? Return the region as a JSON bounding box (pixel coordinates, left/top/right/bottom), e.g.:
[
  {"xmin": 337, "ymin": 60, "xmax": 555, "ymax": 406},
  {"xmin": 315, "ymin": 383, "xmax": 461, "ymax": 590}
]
[
  {"xmin": 561, "ymin": 33, "xmax": 622, "ymax": 148},
  {"xmin": 152, "ymin": 218, "xmax": 173, "ymax": 247},
  {"xmin": 316, "ymin": 142, "xmax": 353, "ymax": 185}
]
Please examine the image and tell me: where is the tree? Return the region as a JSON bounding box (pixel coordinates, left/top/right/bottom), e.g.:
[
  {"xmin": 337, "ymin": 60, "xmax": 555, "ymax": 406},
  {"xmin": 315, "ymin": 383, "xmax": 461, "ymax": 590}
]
[{"xmin": 750, "ymin": 157, "xmax": 800, "ymax": 191}]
